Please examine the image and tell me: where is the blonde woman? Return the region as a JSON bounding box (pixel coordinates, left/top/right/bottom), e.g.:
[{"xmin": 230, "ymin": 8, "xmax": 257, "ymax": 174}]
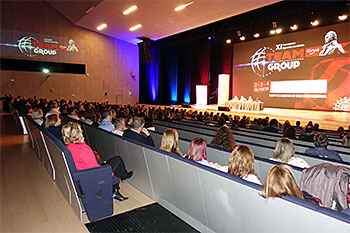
[
  {"xmin": 261, "ymin": 164, "xmax": 303, "ymax": 199},
  {"xmin": 31, "ymin": 108, "xmax": 44, "ymax": 125},
  {"xmin": 45, "ymin": 114, "xmax": 62, "ymax": 141},
  {"xmin": 271, "ymin": 137, "xmax": 309, "ymax": 169},
  {"xmin": 159, "ymin": 129, "xmax": 183, "ymax": 156},
  {"xmin": 62, "ymin": 122, "xmax": 132, "ymax": 201},
  {"xmin": 228, "ymin": 145, "xmax": 261, "ymax": 185}
]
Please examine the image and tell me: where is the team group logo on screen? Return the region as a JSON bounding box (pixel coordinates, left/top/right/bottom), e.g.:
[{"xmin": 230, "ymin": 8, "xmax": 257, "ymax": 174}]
[{"xmin": 17, "ymin": 36, "xmax": 79, "ymax": 57}]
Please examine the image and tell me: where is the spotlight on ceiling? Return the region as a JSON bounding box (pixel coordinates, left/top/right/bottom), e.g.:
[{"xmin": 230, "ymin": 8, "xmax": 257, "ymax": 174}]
[
  {"xmin": 129, "ymin": 24, "xmax": 142, "ymax": 31},
  {"xmin": 338, "ymin": 14, "xmax": 348, "ymax": 21},
  {"xmin": 226, "ymin": 39, "xmax": 231, "ymax": 44},
  {"xmin": 240, "ymin": 36, "xmax": 245, "ymax": 41},
  {"xmin": 97, "ymin": 23, "xmax": 107, "ymax": 31},
  {"xmin": 310, "ymin": 20, "xmax": 319, "ymax": 26},
  {"xmin": 275, "ymin": 28, "xmax": 282, "ymax": 34},
  {"xmin": 123, "ymin": 5, "xmax": 138, "ymax": 15},
  {"xmin": 270, "ymin": 30, "xmax": 276, "ymax": 35},
  {"xmin": 174, "ymin": 1, "xmax": 194, "ymax": 11},
  {"xmin": 290, "ymin": 24, "xmax": 298, "ymax": 30}
]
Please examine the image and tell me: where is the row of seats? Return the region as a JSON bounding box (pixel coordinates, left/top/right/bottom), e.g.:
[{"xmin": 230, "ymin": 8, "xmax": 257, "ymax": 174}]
[
  {"xmin": 10, "ymin": 105, "xmax": 118, "ymax": 222},
  {"xmin": 74, "ymin": 116, "xmax": 350, "ymax": 232},
  {"xmin": 152, "ymin": 120, "xmax": 350, "ymax": 164}
]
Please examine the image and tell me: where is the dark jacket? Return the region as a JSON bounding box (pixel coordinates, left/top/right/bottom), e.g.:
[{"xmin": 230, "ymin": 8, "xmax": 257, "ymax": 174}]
[
  {"xmin": 47, "ymin": 126, "xmax": 63, "ymax": 142},
  {"xmin": 123, "ymin": 129, "xmax": 155, "ymax": 147}
]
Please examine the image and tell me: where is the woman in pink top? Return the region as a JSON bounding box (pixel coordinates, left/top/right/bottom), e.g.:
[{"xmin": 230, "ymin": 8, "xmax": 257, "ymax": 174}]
[{"xmin": 62, "ymin": 122, "xmax": 132, "ymax": 201}]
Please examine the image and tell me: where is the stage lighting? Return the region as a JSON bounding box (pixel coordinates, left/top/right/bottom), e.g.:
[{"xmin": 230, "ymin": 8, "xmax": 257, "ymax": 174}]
[
  {"xmin": 123, "ymin": 5, "xmax": 137, "ymax": 15},
  {"xmin": 310, "ymin": 20, "xmax": 319, "ymax": 26},
  {"xmin": 338, "ymin": 15, "xmax": 348, "ymax": 21},
  {"xmin": 129, "ymin": 24, "xmax": 142, "ymax": 31},
  {"xmin": 270, "ymin": 30, "xmax": 276, "ymax": 35},
  {"xmin": 208, "ymin": 36, "xmax": 211, "ymax": 40},
  {"xmin": 42, "ymin": 68, "xmax": 50, "ymax": 74},
  {"xmin": 174, "ymin": 2, "xmax": 194, "ymax": 11},
  {"xmin": 275, "ymin": 28, "xmax": 282, "ymax": 34},
  {"xmin": 240, "ymin": 36, "xmax": 245, "ymax": 41},
  {"xmin": 254, "ymin": 33, "xmax": 260, "ymax": 38},
  {"xmin": 226, "ymin": 39, "xmax": 231, "ymax": 44},
  {"xmin": 290, "ymin": 24, "xmax": 298, "ymax": 30},
  {"xmin": 97, "ymin": 23, "xmax": 107, "ymax": 31}
]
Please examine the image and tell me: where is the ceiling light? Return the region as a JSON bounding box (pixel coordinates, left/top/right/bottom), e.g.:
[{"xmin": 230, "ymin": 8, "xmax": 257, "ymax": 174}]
[
  {"xmin": 275, "ymin": 28, "xmax": 282, "ymax": 34},
  {"xmin": 290, "ymin": 24, "xmax": 298, "ymax": 30},
  {"xmin": 174, "ymin": 1, "xmax": 194, "ymax": 11},
  {"xmin": 129, "ymin": 24, "xmax": 142, "ymax": 31},
  {"xmin": 123, "ymin": 5, "xmax": 137, "ymax": 15},
  {"xmin": 42, "ymin": 68, "xmax": 50, "ymax": 74},
  {"xmin": 270, "ymin": 30, "xmax": 276, "ymax": 35},
  {"xmin": 240, "ymin": 36, "xmax": 245, "ymax": 41},
  {"xmin": 310, "ymin": 20, "xmax": 319, "ymax": 26},
  {"xmin": 226, "ymin": 39, "xmax": 231, "ymax": 44},
  {"xmin": 97, "ymin": 23, "xmax": 107, "ymax": 31},
  {"xmin": 338, "ymin": 15, "xmax": 348, "ymax": 21},
  {"xmin": 85, "ymin": 6, "xmax": 95, "ymax": 14},
  {"xmin": 208, "ymin": 36, "xmax": 212, "ymax": 40},
  {"xmin": 254, "ymin": 33, "xmax": 260, "ymax": 38}
]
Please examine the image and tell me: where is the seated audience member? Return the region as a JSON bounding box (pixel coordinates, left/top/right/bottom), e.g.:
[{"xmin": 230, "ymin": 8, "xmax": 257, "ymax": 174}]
[
  {"xmin": 32, "ymin": 108, "xmax": 44, "ymax": 125},
  {"xmin": 228, "ymin": 145, "xmax": 261, "ymax": 185},
  {"xmin": 337, "ymin": 126, "xmax": 346, "ymax": 139},
  {"xmin": 210, "ymin": 126, "xmax": 236, "ymax": 151},
  {"xmin": 283, "ymin": 126, "xmax": 296, "ymax": 139},
  {"xmin": 159, "ymin": 129, "xmax": 183, "ymax": 156},
  {"xmin": 342, "ymin": 135, "xmax": 350, "ymax": 148},
  {"xmin": 62, "ymin": 122, "xmax": 132, "ymax": 201},
  {"xmin": 45, "ymin": 101, "xmax": 60, "ymax": 118},
  {"xmin": 271, "ymin": 138, "xmax": 309, "ymax": 168},
  {"xmin": 91, "ymin": 112, "xmax": 102, "ymax": 127},
  {"xmin": 263, "ymin": 119, "xmax": 279, "ymax": 133},
  {"xmin": 304, "ymin": 133, "xmax": 343, "ymax": 162},
  {"xmin": 313, "ymin": 123, "xmax": 323, "ymax": 132},
  {"xmin": 113, "ymin": 118, "xmax": 126, "ymax": 136},
  {"xmin": 98, "ymin": 110, "xmax": 115, "ymax": 132},
  {"xmin": 144, "ymin": 116, "xmax": 155, "ymax": 131},
  {"xmin": 261, "ymin": 165, "xmax": 303, "ymax": 199},
  {"xmin": 67, "ymin": 107, "xmax": 80, "ymax": 120},
  {"xmin": 250, "ymin": 118, "xmax": 263, "ymax": 130},
  {"xmin": 45, "ymin": 113, "xmax": 63, "ymax": 141},
  {"xmin": 283, "ymin": 120, "xmax": 291, "ymax": 134},
  {"xmin": 294, "ymin": 121, "xmax": 303, "ymax": 133},
  {"xmin": 299, "ymin": 126, "xmax": 314, "ymax": 142},
  {"xmin": 123, "ymin": 117, "xmax": 155, "ymax": 147},
  {"xmin": 185, "ymin": 138, "xmax": 210, "ymax": 166}
]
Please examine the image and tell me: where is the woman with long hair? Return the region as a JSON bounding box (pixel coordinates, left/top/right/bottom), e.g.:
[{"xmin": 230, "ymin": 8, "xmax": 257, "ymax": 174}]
[
  {"xmin": 228, "ymin": 145, "xmax": 261, "ymax": 185},
  {"xmin": 159, "ymin": 129, "xmax": 183, "ymax": 156},
  {"xmin": 185, "ymin": 137, "xmax": 210, "ymax": 166},
  {"xmin": 261, "ymin": 164, "xmax": 303, "ymax": 199},
  {"xmin": 210, "ymin": 126, "xmax": 236, "ymax": 151},
  {"xmin": 271, "ymin": 137, "xmax": 309, "ymax": 168}
]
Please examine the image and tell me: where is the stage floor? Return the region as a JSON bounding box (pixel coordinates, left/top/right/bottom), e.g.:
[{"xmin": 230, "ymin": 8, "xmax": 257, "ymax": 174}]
[{"xmin": 167, "ymin": 104, "xmax": 350, "ymax": 131}]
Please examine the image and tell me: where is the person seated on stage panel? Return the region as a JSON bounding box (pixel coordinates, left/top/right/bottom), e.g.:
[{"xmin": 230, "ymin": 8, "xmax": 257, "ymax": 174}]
[
  {"xmin": 232, "ymin": 95, "xmax": 239, "ymax": 110},
  {"xmin": 261, "ymin": 165, "xmax": 304, "ymax": 199},
  {"xmin": 185, "ymin": 138, "xmax": 211, "ymax": 166},
  {"xmin": 270, "ymin": 137, "xmax": 310, "ymax": 169},
  {"xmin": 159, "ymin": 129, "xmax": 183, "ymax": 157},
  {"xmin": 45, "ymin": 113, "xmax": 63, "ymax": 142},
  {"xmin": 304, "ymin": 133, "xmax": 343, "ymax": 162},
  {"xmin": 283, "ymin": 126, "xmax": 297, "ymax": 140},
  {"xmin": 342, "ymin": 135, "xmax": 350, "ymax": 148},
  {"xmin": 247, "ymin": 96, "xmax": 254, "ymax": 111},
  {"xmin": 62, "ymin": 122, "xmax": 132, "ymax": 201},
  {"xmin": 31, "ymin": 107, "xmax": 44, "ymax": 126},
  {"xmin": 263, "ymin": 118, "xmax": 279, "ymax": 133},
  {"xmin": 98, "ymin": 109, "xmax": 116, "ymax": 132},
  {"xmin": 123, "ymin": 117, "xmax": 155, "ymax": 147},
  {"xmin": 239, "ymin": 96, "xmax": 247, "ymax": 110},
  {"xmin": 228, "ymin": 145, "xmax": 261, "ymax": 185},
  {"xmin": 113, "ymin": 118, "xmax": 126, "ymax": 136},
  {"xmin": 210, "ymin": 125, "xmax": 236, "ymax": 151}
]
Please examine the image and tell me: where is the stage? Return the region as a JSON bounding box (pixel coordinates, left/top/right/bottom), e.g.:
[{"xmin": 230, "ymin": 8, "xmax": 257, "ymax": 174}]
[{"xmin": 165, "ymin": 104, "xmax": 350, "ymax": 131}]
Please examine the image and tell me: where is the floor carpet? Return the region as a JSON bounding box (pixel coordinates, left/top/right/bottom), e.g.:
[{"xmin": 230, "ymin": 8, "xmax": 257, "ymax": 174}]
[{"xmin": 85, "ymin": 203, "xmax": 199, "ymax": 232}]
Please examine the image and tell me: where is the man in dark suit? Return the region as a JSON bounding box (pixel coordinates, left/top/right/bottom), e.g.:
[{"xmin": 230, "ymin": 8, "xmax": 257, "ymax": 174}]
[{"xmin": 123, "ymin": 117, "xmax": 155, "ymax": 147}]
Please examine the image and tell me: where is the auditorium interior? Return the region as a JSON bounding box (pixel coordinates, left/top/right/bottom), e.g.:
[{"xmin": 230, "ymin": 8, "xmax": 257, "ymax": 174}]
[{"xmin": 1, "ymin": 1, "xmax": 350, "ymax": 232}]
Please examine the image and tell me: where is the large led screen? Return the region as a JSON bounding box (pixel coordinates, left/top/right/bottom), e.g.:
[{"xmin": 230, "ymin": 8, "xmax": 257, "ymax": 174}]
[{"xmin": 232, "ymin": 22, "xmax": 349, "ymax": 111}]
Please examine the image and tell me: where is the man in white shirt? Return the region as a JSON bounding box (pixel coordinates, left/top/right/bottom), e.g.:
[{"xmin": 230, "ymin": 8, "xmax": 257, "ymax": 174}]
[{"xmin": 113, "ymin": 118, "xmax": 126, "ymax": 136}]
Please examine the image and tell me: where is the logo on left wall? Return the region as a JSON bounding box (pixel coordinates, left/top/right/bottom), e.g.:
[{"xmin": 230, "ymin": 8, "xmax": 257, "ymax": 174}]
[{"xmin": 17, "ymin": 36, "xmax": 79, "ymax": 57}]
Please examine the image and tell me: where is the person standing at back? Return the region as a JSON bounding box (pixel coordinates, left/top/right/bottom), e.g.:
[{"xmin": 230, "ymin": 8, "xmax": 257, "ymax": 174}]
[{"xmin": 123, "ymin": 117, "xmax": 155, "ymax": 147}]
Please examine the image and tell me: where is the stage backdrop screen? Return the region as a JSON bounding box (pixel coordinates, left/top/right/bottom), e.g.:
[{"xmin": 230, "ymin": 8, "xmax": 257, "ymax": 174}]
[{"xmin": 232, "ymin": 22, "xmax": 349, "ymax": 111}]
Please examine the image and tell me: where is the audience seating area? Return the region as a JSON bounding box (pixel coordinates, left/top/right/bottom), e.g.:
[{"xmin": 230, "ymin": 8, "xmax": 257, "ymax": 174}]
[{"xmin": 8, "ymin": 102, "xmax": 350, "ymax": 232}]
